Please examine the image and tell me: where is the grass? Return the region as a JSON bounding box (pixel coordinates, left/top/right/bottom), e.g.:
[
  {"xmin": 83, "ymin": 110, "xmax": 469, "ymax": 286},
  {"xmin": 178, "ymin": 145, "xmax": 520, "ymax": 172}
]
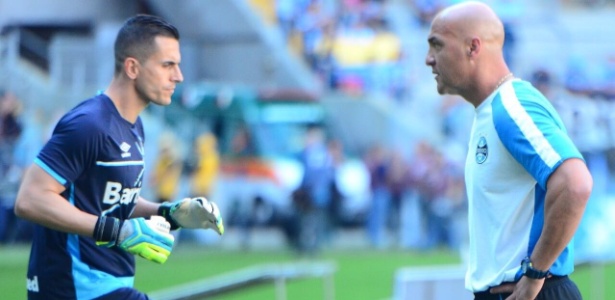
[
  {"xmin": 1, "ymin": 243, "xmax": 614, "ymax": 299},
  {"xmin": 136, "ymin": 246, "xmax": 461, "ymax": 300}
]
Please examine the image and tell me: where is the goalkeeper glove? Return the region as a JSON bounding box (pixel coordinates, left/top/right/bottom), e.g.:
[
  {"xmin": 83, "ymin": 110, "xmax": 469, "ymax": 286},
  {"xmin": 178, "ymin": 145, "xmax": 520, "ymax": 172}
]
[
  {"xmin": 94, "ymin": 216, "xmax": 175, "ymax": 264},
  {"xmin": 158, "ymin": 197, "xmax": 224, "ymax": 235}
]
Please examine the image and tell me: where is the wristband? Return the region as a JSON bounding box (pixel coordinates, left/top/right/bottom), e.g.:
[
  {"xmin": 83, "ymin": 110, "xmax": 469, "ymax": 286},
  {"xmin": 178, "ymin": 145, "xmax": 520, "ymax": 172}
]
[
  {"xmin": 94, "ymin": 216, "xmax": 121, "ymax": 244},
  {"xmin": 158, "ymin": 202, "xmax": 181, "ymax": 230},
  {"xmin": 521, "ymin": 257, "xmax": 550, "ymax": 279}
]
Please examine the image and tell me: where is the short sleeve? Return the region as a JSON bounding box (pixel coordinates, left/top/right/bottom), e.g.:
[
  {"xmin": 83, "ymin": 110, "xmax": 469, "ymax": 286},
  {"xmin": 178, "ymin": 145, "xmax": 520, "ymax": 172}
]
[
  {"xmin": 492, "ymin": 83, "xmax": 583, "ymax": 189},
  {"xmin": 36, "ymin": 113, "xmax": 103, "ymax": 187}
]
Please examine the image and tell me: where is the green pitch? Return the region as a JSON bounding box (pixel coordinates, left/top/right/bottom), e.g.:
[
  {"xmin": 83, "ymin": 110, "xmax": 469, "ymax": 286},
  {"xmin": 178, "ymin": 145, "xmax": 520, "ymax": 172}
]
[
  {"xmin": 135, "ymin": 246, "xmax": 461, "ymax": 300},
  {"xmin": 0, "ymin": 244, "xmax": 613, "ymax": 299}
]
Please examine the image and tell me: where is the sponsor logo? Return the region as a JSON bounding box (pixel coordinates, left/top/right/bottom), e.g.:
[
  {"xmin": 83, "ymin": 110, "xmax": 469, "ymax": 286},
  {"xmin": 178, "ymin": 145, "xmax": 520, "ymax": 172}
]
[
  {"xmin": 120, "ymin": 142, "xmax": 131, "ymax": 158},
  {"xmin": 102, "ymin": 181, "xmax": 141, "ymax": 206},
  {"xmin": 27, "ymin": 276, "xmax": 39, "ymax": 292},
  {"xmin": 475, "ymin": 136, "xmax": 488, "ymax": 164}
]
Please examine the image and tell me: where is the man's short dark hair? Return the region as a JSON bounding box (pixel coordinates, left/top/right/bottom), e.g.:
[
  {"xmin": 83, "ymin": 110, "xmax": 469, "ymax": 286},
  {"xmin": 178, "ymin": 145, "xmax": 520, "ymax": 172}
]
[{"xmin": 114, "ymin": 14, "xmax": 180, "ymax": 74}]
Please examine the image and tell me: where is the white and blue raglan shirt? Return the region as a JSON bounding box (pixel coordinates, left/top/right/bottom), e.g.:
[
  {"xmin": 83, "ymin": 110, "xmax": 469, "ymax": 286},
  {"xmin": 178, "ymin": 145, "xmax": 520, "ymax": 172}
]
[
  {"xmin": 464, "ymin": 79, "xmax": 583, "ymax": 292},
  {"xmin": 27, "ymin": 94, "xmax": 145, "ymax": 299}
]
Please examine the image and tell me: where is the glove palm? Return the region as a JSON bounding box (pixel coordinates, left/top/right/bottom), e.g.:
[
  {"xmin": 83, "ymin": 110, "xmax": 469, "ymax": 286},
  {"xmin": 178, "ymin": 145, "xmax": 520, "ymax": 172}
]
[{"xmin": 159, "ymin": 197, "xmax": 224, "ymax": 235}]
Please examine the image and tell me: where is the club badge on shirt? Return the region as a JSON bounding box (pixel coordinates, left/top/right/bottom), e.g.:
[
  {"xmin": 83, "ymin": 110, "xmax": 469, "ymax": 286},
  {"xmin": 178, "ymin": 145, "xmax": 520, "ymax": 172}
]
[{"xmin": 476, "ymin": 136, "xmax": 488, "ymax": 164}]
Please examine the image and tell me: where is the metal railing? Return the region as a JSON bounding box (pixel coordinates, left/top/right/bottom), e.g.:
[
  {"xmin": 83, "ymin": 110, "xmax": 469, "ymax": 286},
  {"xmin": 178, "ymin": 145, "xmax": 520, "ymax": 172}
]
[{"xmin": 148, "ymin": 261, "xmax": 337, "ymax": 300}]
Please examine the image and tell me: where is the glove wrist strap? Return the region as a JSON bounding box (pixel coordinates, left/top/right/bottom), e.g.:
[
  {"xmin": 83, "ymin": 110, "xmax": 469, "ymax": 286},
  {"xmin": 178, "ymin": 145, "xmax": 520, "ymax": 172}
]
[
  {"xmin": 94, "ymin": 216, "xmax": 121, "ymax": 244},
  {"xmin": 158, "ymin": 202, "xmax": 181, "ymax": 230}
]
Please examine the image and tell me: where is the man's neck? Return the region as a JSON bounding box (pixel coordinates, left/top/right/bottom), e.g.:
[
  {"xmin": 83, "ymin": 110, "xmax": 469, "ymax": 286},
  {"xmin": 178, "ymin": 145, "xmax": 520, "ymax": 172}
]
[{"xmin": 104, "ymin": 78, "xmax": 146, "ymax": 124}]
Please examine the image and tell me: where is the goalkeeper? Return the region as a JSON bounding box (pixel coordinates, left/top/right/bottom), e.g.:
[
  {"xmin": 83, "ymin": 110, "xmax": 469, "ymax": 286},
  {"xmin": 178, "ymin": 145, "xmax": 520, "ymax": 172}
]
[{"xmin": 13, "ymin": 14, "xmax": 223, "ymax": 300}]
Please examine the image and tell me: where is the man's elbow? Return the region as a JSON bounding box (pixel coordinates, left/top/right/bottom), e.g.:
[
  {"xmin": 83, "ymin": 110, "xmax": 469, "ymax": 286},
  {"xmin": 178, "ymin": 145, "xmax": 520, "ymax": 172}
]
[
  {"xmin": 14, "ymin": 193, "xmax": 34, "ymax": 220},
  {"xmin": 573, "ymin": 170, "xmax": 593, "ymax": 207}
]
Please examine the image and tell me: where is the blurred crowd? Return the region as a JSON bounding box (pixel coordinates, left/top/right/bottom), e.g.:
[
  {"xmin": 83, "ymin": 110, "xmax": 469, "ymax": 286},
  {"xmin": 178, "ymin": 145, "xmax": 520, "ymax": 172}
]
[
  {"xmin": 531, "ymin": 55, "xmax": 615, "ymax": 202},
  {"xmin": 271, "ymin": 0, "xmax": 529, "ymax": 100},
  {"xmin": 276, "ymin": 0, "xmax": 406, "ymax": 99}
]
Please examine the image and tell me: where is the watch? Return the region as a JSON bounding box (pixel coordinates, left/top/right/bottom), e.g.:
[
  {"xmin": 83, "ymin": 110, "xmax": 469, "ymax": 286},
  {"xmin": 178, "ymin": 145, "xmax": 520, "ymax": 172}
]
[{"xmin": 521, "ymin": 257, "xmax": 550, "ymax": 279}]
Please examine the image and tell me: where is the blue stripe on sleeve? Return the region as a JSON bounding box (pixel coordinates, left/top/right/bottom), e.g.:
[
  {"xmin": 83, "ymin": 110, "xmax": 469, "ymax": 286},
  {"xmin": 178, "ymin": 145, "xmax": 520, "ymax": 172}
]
[
  {"xmin": 35, "ymin": 158, "xmax": 67, "ymax": 185},
  {"xmin": 492, "ymin": 81, "xmax": 583, "ymax": 189}
]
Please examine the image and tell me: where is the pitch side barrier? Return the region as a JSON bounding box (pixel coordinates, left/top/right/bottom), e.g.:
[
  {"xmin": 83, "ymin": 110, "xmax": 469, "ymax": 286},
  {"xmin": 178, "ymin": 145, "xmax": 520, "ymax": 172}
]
[{"xmin": 149, "ymin": 261, "xmax": 337, "ymax": 300}]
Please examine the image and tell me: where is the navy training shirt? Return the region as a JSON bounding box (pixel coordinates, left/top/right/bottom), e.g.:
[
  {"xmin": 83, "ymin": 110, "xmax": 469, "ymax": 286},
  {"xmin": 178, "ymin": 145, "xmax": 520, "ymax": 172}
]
[{"xmin": 27, "ymin": 94, "xmax": 146, "ymax": 299}]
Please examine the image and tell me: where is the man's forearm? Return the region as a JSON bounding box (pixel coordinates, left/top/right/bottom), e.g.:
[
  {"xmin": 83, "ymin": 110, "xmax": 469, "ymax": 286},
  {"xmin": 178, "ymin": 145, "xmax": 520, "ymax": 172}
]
[
  {"xmin": 131, "ymin": 196, "xmax": 163, "ymax": 218},
  {"xmin": 530, "ymin": 159, "xmax": 591, "ymax": 271},
  {"xmin": 531, "ymin": 194, "xmax": 587, "ymax": 271}
]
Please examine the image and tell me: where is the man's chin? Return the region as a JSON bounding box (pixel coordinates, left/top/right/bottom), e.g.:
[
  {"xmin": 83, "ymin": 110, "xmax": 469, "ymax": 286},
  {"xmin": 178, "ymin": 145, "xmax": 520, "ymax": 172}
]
[{"xmin": 151, "ymin": 98, "xmax": 172, "ymax": 106}]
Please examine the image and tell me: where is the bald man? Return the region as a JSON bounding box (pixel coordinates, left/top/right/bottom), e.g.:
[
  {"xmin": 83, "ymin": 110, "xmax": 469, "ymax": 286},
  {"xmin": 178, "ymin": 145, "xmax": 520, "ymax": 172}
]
[{"xmin": 425, "ymin": 2, "xmax": 591, "ymax": 300}]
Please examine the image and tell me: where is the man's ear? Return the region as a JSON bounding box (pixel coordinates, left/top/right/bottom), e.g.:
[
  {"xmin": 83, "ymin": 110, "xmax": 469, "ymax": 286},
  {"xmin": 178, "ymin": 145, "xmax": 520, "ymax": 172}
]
[
  {"xmin": 468, "ymin": 37, "xmax": 481, "ymax": 57},
  {"xmin": 124, "ymin": 57, "xmax": 140, "ymax": 80}
]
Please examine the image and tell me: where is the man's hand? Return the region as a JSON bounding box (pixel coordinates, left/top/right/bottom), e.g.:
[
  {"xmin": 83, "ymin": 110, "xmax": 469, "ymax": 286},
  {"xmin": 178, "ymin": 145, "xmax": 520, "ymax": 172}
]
[
  {"xmin": 490, "ymin": 276, "xmax": 544, "ymax": 300},
  {"xmin": 158, "ymin": 197, "xmax": 224, "ymax": 235},
  {"xmin": 95, "ymin": 216, "xmax": 175, "ymax": 264}
]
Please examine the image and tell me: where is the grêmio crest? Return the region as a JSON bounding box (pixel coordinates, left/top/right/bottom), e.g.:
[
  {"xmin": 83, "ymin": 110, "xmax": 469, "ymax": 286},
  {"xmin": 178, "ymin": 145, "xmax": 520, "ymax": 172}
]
[{"xmin": 475, "ymin": 136, "xmax": 488, "ymax": 164}]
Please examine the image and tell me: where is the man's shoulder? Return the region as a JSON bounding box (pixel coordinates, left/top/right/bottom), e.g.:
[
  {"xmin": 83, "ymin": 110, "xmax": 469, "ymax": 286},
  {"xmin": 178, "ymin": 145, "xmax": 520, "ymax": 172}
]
[
  {"xmin": 509, "ymin": 80, "xmax": 547, "ymax": 103},
  {"xmin": 59, "ymin": 95, "xmax": 112, "ymax": 132}
]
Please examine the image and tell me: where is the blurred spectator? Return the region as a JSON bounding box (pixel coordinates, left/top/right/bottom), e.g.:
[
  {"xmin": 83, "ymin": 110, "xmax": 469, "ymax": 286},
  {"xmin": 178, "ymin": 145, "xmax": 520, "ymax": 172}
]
[
  {"xmin": 492, "ymin": 0, "xmax": 523, "ymax": 70},
  {"xmin": 211, "ymin": 87, "xmax": 234, "ymax": 148},
  {"xmin": 364, "ymin": 144, "xmax": 411, "ymax": 249},
  {"xmin": 531, "ymin": 69, "xmax": 553, "ymax": 96},
  {"xmin": 410, "ymin": 0, "xmax": 447, "ymax": 26},
  {"xmin": 178, "ymin": 132, "xmax": 221, "ymax": 245},
  {"xmin": 275, "ymin": 0, "xmax": 308, "ymax": 40},
  {"xmin": 364, "ymin": 143, "xmax": 392, "ymax": 248},
  {"xmin": 564, "ymin": 55, "xmax": 594, "ymax": 96},
  {"xmin": 222, "ymin": 126, "xmax": 261, "ymax": 248},
  {"xmin": 327, "ymin": 138, "xmax": 345, "ymax": 230},
  {"xmin": 187, "ymin": 132, "xmax": 220, "ymax": 198},
  {"xmin": 149, "ymin": 131, "xmax": 184, "ymax": 203},
  {"xmin": 435, "ymin": 145, "xmax": 467, "ymax": 251},
  {"xmin": 563, "ymin": 68, "xmax": 612, "ymax": 202},
  {"xmin": 407, "ymin": 140, "xmax": 451, "ymax": 250},
  {"xmin": 295, "ymin": 0, "xmax": 335, "ymax": 71},
  {"xmin": 0, "ymin": 91, "xmax": 22, "ymax": 142},
  {"xmin": 529, "ymin": 68, "xmax": 576, "ymax": 134},
  {"xmin": 293, "ymin": 125, "xmax": 335, "ymax": 254},
  {"xmin": 386, "ymin": 149, "xmax": 410, "ymax": 245},
  {"xmin": 598, "ymin": 54, "xmax": 615, "ymax": 99},
  {"xmin": 8, "ymin": 107, "xmax": 46, "ymax": 244},
  {"xmin": 362, "ymin": 0, "xmax": 387, "ymax": 23},
  {"xmin": 312, "ymin": 21, "xmax": 338, "ymax": 87},
  {"xmin": 0, "ymin": 91, "xmax": 26, "ymax": 244},
  {"xmin": 229, "ymin": 125, "xmax": 255, "ymax": 159}
]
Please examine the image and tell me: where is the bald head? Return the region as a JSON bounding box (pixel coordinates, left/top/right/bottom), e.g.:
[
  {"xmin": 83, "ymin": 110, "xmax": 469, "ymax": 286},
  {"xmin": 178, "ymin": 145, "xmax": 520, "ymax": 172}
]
[
  {"xmin": 425, "ymin": 1, "xmax": 512, "ymax": 106},
  {"xmin": 433, "ymin": 1, "xmax": 505, "ymax": 49}
]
